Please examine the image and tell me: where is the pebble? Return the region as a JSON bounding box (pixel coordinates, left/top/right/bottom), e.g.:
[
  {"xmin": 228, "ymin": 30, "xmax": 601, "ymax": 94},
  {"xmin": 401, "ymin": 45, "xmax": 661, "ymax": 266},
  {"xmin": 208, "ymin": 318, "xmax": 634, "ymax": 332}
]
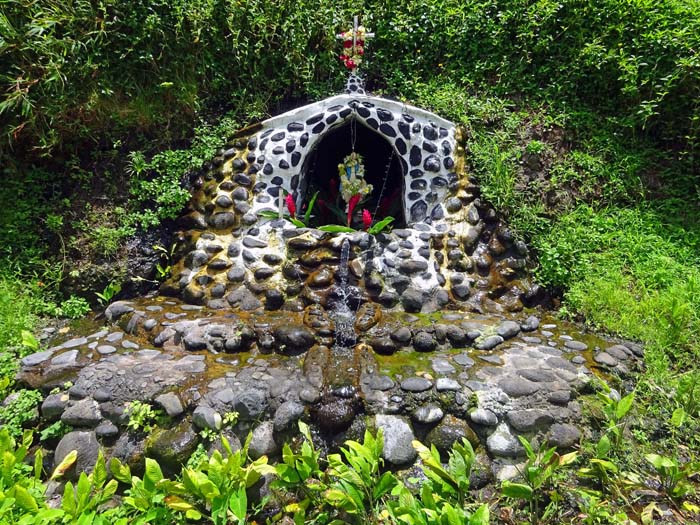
[
  {"xmin": 594, "ymin": 352, "xmax": 618, "ymax": 367},
  {"xmin": 435, "ymin": 378, "xmax": 461, "ymax": 392},
  {"xmin": 475, "ymin": 335, "xmax": 503, "ymax": 350},
  {"xmin": 400, "ymin": 377, "xmax": 433, "ymax": 392},
  {"xmin": 454, "ymin": 353, "xmax": 475, "ymax": 367},
  {"xmin": 564, "ymin": 340, "xmax": 588, "ymax": 351}
]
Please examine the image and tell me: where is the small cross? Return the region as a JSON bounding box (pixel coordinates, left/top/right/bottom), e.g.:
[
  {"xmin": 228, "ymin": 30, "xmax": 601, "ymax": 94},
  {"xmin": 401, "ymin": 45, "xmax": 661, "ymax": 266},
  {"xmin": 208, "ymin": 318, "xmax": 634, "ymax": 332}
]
[{"xmin": 336, "ymin": 16, "xmax": 374, "ymax": 71}]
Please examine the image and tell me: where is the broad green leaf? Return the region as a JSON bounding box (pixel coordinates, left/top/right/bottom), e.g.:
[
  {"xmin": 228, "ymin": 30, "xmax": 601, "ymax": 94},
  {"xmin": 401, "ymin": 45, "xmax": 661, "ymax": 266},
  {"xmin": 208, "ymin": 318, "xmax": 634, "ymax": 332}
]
[
  {"xmin": 290, "ymin": 217, "xmax": 306, "ymax": 228},
  {"xmin": 109, "ymin": 458, "xmax": 131, "ymax": 484},
  {"xmin": 596, "ymin": 434, "xmax": 611, "ymax": 457},
  {"xmin": 20, "ymin": 330, "xmax": 39, "ymax": 351},
  {"xmin": 165, "ymin": 495, "xmax": 195, "ymax": 511},
  {"xmin": 368, "ymin": 216, "xmax": 394, "ymax": 234},
  {"xmin": 645, "ymin": 453, "xmax": 675, "ymax": 471},
  {"xmin": 229, "ymin": 486, "xmax": 248, "ymax": 522},
  {"xmin": 501, "ymin": 481, "xmax": 533, "ymax": 501},
  {"xmin": 671, "ymin": 407, "xmax": 686, "ymax": 428},
  {"xmin": 317, "ymin": 225, "xmax": 355, "ymax": 233},
  {"xmin": 616, "ymin": 392, "xmax": 635, "ymax": 420},
  {"xmin": 373, "ymin": 471, "xmax": 398, "ymax": 499},
  {"xmin": 51, "ymin": 450, "xmax": 78, "ymax": 480},
  {"xmin": 468, "ymin": 504, "xmax": 490, "ymax": 525},
  {"xmin": 145, "ymin": 458, "xmax": 164, "ymax": 484},
  {"xmin": 11, "ymin": 485, "xmax": 38, "ymax": 512}
]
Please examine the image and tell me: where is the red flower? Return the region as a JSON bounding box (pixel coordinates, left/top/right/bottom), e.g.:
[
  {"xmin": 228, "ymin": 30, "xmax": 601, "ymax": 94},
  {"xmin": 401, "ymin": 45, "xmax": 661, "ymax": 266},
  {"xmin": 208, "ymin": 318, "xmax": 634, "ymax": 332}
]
[
  {"xmin": 343, "ymin": 40, "xmax": 352, "ymax": 48},
  {"xmin": 357, "ymin": 48, "xmax": 364, "ymax": 56},
  {"xmin": 346, "ymin": 59, "xmax": 356, "ymax": 69},
  {"xmin": 362, "ymin": 209, "xmax": 372, "ymax": 230},
  {"xmin": 347, "ymin": 194, "xmax": 361, "ymax": 225},
  {"xmin": 339, "ymin": 54, "xmax": 347, "ymax": 61},
  {"xmin": 285, "ymin": 194, "xmax": 296, "ymax": 218}
]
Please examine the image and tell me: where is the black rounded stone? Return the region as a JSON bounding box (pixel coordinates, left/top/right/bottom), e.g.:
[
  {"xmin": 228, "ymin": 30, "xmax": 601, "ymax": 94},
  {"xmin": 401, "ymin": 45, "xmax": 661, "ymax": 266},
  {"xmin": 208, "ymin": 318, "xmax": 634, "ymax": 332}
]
[
  {"xmin": 267, "ymin": 186, "xmax": 281, "ymax": 197},
  {"xmin": 261, "ymin": 129, "xmax": 273, "ymax": 138},
  {"xmin": 279, "ymin": 160, "xmax": 290, "ymax": 169},
  {"xmin": 232, "ymin": 158, "xmax": 247, "ymax": 170},
  {"xmin": 312, "ymin": 122, "xmax": 325, "ymax": 134},
  {"xmin": 410, "ymin": 169, "xmax": 424, "ymax": 179},
  {"xmin": 410, "ymin": 179, "xmax": 427, "ymax": 190},
  {"xmin": 410, "ymin": 200, "xmax": 428, "ymax": 222},
  {"xmin": 423, "ymin": 126, "xmax": 438, "ymax": 140},
  {"xmin": 441, "ymin": 140, "xmax": 452, "ymax": 155},
  {"xmin": 380, "ymin": 123, "xmax": 396, "ymax": 137},
  {"xmin": 366, "ymin": 118, "xmax": 379, "ymax": 130},
  {"xmin": 339, "ymin": 108, "xmax": 352, "ymax": 118},
  {"xmin": 253, "ymin": 181, "xmax": 267, "ymax": 193},
  {"xmin": 424, "ymin": 155, "xmax": 441, "ymax": 172},
  {"xmin": 306, "ymin": 114, "xmax": 323, "ymax": 125},
  {"xmin": 423, "ymin": 141, "xmax": 438, "ymax": 153},
  {"xmin": 300, "ymin": 133, "xmax": 309, "ymax": 147},
  {"xmin": 215, "ymin": 195, "xmax": 233, "ymax": 208},
  {"xmin": 377, "ymin": 109, "xmax": 394, "ymax": 121},
  {"xmin": 285, "ymin": 139, "xmax": 296, "ymax": 153},
  {"xmin": 439, "ymin": 127, "xmax": 448, "ymax": 138},
  {"xmin": 408, "ymin": 191, "xmax": 421, "ymax": 200},
  {"xmin": 326, "ymin": 114, "xmax": 338, "ymax": 124},
  {"xmin": 395, "ymin": 138, "xmax": 407, "ymax": 155},
  {"xmin": 291, "ymin": 175, "xmax": 299, "ymax": 189},
  {"xmin": 432, "ymin": 177, "xmax": 447, "ymax": 188},
  {"xmin": 258, "ymin": 139, "xmax": 268, "ymax": 151},
  {"xmin": 398, "ymin": 121, "xmax": 411, "ymax": 139},
  {"xmin": 357, "ymin": 107, "xmax": 371, "ymax": 118},
  {"xmin": 444, "ymin": 157, "xmax": 455, "ymax": 169},
  {"xmin": 410, "ymin": 146, "xmax": 422, "ymax": 167},
  {"xmin": 263, "ymin": 163, "xmax": 274, "ymax": 175},
  {"xmin": 272, "ymin": 145, "xmax": 284, "ymax": 155},
  {"xmin": 248, "ymin": 137, "xmax": 258, "ymax": 150},
  {"xmin": 287, "ymin": 122, "xmax": 304, "ymax": 132},
  {"xmin": 248, "ymin": 164, "xmax": 260, "ymax": 174},
  {"xmin": 271, "ymin": 176, "xmax": 283, "ymax": 185},
  {"xmin": 291, "ymin": 151, "xmax": 301, "ymax": 167},
  {"xmin": 431, "ymin": 205, "xmax": 445, "ymax": 220}
]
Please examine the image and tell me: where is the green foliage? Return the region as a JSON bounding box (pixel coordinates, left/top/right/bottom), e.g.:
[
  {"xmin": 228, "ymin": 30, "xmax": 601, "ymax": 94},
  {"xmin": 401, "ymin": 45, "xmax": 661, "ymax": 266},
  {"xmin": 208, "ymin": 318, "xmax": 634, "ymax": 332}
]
[
  {"xmin": 501, "ymin": 436, "xmax": 577, "ymax": 525},
  {"xmin": 0, "ymin": 390, "xmax": 42, "ymax": 438},
  {"xmin": 58, "ymin": 295, "xmax": 91, "ymax": 319},
  {"xmin": 324, "ymin": 429, "xmax": 398, "ymax": 523},
  {"xmin": 124, "ymin": 401, "xmax": 162, "ymax": 433},
  {"xmin": 95, "ymin": 281, "xmax": 121, "ymax": 307},
  {"xmin": 644, "ymin": 453, "xmax": 699, "ymax": 501}
]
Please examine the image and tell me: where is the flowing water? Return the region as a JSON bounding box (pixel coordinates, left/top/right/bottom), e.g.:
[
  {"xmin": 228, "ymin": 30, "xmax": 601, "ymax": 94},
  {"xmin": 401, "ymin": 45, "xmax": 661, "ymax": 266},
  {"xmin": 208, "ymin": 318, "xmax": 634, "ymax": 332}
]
[{"xmin": 333, "ymin": 237, "xmax": 357, "ymax": 349}]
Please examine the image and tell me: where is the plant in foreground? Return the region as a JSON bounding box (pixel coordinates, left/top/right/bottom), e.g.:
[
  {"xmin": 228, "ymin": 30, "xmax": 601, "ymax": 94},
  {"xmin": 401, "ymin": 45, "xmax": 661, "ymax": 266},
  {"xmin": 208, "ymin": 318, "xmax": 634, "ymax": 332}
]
[{"xmin": 501, "ymin": 436, "xmax": 577, "ymax": 525}]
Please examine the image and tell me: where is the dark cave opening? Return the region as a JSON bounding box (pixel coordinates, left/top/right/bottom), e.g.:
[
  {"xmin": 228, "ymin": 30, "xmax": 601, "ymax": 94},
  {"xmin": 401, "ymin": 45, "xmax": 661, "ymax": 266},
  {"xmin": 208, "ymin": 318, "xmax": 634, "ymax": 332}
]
[{"xmin": 298, "ymin": 120, "xmax": 405, "ymax": 229}]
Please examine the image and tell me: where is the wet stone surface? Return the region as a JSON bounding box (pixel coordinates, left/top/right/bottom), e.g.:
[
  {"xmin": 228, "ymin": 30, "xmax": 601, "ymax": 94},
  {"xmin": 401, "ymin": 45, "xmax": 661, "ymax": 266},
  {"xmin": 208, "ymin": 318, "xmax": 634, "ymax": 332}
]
[{"xmin": 20, "ymin": 297, "xmax": 644, "ymax": 479}]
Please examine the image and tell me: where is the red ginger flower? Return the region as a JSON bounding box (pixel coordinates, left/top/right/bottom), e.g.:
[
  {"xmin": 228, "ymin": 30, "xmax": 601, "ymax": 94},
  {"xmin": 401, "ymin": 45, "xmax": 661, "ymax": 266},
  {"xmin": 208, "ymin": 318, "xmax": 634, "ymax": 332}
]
[
  {"xmin": 285, "ymin": 194, "xmax": 296, "ymax": 218},
  {"xmin": 347, "ymin": 194, "xmax": 361, "ymax": 226},
  {"xmin": 362, "ymin": 209, "xmax": 371, "ymax": 230}
]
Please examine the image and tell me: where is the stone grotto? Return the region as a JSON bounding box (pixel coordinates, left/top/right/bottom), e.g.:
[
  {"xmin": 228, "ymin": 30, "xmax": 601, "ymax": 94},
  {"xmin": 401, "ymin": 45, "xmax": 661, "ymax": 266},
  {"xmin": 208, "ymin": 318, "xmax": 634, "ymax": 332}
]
[{"xmin": 17, "ymin": 74, "xmax": 643, "ymax": 483}]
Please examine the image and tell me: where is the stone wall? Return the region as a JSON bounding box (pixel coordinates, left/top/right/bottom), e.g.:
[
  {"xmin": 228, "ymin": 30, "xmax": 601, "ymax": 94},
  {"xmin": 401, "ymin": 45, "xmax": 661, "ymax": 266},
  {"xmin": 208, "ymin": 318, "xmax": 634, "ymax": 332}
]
[{"xmin": 162, "ymin": 93, "xmax": 541, "ymax": 313}]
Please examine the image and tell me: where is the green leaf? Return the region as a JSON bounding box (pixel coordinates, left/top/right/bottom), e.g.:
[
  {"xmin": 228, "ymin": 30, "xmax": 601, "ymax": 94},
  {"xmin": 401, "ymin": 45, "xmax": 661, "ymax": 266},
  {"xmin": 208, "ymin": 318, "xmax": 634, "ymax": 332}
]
[
  {"xmin": 229, "ymin": 486, "xmax": 248, "ymax": 522},
  {"xmin": 20, "ymin": 330, "xmax": 39, "ymax": 351},
  {"xmin": 51, "ymin": 450, "xmax": 77, "ymax": 480},
  {"xmin": 257, "ymin": 210, "xmax": 281, "ymax": 219},
  {"xmin": 290, "ymin": 217, "xmax": 307, "ymax": 228},
  {"xmin": 109, "ymin": 458, "xmax": 131, "ymax": 484},
  {"xmin": 145, "ymin": 458, "xmax": 164, "ymax": 485},
  {"xmin": 368, "ymin": 216, "xmax": 394, "ymax": 235},
  {"xmin": 596, "ymin": 434, "xmax": 611, "ymax": 457},
  {"xmin": 317, "ymin": 225, "xmax": 356, "ymax": 233},
  {"xmin": 615, "ymin": 392, "xmax": 635, "ymax": 420},
  {"xmin": 469, "ymin": 504, "xmax": 490, "ymax": 525},
  {"xmin": 501, "ymin": 481, "xmax": 533, "ymax": 501},
  {"xmin": 304, "ymin": 191, "xmax": 319, "ymax": 224},
  {"xmin": 671, "ymin": 407, "xmax": 686, "ymax": 428},
  {"xmin": 645, "ymin": 453, "xmax": 675, "ymax": 471},
  {"xmin": 373, "ymin": 471, "xmax": 398, "ymax": 499},
  {"xmin": 11, "ymin": 485, "xmax": 38, "ymax": 512}
]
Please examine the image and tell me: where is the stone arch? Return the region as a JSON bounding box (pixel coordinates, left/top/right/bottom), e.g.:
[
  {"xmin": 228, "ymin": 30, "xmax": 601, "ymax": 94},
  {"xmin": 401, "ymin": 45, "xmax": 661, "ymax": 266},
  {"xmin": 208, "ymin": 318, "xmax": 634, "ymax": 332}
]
[
  {"xmin": 297, "ymin": 117, "xmax": 407, "ymax": 228},
  {"xmin": 246, "ymin": 94, "xmax": 458, "ymax": 227}
]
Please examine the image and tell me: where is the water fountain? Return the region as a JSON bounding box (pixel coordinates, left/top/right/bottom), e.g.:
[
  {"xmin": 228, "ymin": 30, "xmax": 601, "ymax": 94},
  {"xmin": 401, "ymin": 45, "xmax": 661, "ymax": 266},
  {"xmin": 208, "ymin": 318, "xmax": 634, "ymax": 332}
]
[{"xmin": 16, "ymin": 22, "xmax": 644, "ymax": 480}]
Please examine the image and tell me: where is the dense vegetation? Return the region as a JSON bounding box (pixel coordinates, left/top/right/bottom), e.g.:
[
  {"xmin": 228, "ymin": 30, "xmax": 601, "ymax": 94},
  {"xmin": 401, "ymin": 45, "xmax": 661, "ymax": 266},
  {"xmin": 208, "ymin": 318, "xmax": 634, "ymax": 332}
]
[{"xmin": 1, "ymin": 0, "xmax": 699, "ymax": 522}]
